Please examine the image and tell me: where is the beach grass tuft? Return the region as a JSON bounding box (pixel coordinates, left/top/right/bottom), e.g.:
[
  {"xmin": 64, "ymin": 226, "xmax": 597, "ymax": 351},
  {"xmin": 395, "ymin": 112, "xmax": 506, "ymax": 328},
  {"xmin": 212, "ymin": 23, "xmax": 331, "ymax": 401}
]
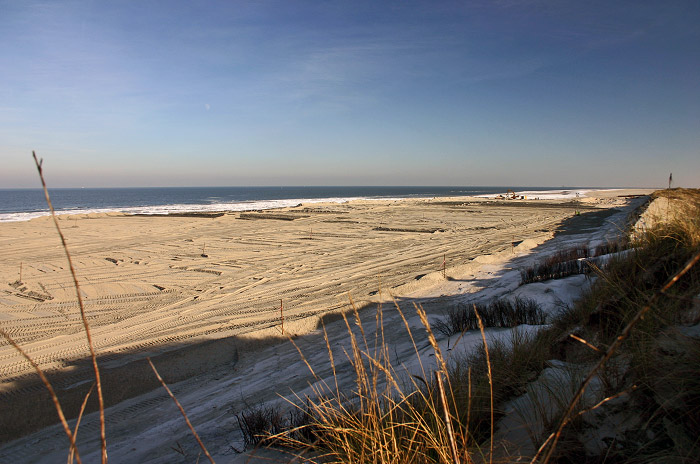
[
  {"xmin": 520, "ymin": 239, "xmax": 630, "ymax": 285},
  {"xmin": 433, "ymin": 297, "xmax": 547, "ymax": 337}
]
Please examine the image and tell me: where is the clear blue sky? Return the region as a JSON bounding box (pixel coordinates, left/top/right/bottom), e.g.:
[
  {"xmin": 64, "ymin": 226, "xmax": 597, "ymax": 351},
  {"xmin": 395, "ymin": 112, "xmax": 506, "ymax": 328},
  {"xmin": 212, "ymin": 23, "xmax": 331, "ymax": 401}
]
[{"xmin": 1, "ymin": 1, "xmax": 698, "ymax": 188}]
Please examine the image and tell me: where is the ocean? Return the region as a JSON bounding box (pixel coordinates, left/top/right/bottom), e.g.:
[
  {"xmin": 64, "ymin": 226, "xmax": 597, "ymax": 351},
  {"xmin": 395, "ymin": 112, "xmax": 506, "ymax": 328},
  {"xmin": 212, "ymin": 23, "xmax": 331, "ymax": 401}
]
[{"xmin": 0, "ymin": 186, "xmax": 584, "ymax": 222}]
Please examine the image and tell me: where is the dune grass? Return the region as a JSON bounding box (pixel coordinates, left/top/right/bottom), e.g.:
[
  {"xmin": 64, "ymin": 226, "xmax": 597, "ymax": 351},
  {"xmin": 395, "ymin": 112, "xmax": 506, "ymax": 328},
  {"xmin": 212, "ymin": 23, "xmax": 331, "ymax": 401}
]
[
  {"xmin": 519, "ymin": 239, "xmax": 629, "ymax": 285},
  {"xmin": 433, "ymin": 297, "xmax": 547, "ymax": 336},
  {"xmin": 532, "ymin": 188, "xmax": 700, "ymax": 463},
  {"xmin": 245, "ymin": 188, "xmax": 700, "ymax": 464},
  {"xmin": 272, "ymin": 301, "xmax": 493, "ymax": 463},
  {"xmin": 246, "ymin": 301, "xmax": 558, "ymax": 463}
]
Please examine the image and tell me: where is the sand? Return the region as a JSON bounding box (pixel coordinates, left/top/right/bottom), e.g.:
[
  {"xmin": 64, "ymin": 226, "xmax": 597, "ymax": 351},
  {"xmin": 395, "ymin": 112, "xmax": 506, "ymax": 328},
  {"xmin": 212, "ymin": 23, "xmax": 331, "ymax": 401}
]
[{"xmin": 0, "ymin": 189, "xmax": 652, "ymax": 456}]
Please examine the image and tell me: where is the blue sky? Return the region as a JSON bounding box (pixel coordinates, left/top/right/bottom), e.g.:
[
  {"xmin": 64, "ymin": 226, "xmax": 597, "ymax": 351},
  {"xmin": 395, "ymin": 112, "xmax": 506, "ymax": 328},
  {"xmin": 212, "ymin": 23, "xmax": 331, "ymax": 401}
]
[{"xmin": 1, "ymin": 1, "xmax": 698, "ymax": 188}]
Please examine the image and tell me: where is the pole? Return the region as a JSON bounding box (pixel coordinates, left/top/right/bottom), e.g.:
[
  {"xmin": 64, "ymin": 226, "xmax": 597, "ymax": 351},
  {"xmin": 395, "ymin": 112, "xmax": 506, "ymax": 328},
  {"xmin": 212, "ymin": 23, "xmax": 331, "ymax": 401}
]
[{"xmin": 280, "ymin": 299, "xmax": 284, "ymax": 335}]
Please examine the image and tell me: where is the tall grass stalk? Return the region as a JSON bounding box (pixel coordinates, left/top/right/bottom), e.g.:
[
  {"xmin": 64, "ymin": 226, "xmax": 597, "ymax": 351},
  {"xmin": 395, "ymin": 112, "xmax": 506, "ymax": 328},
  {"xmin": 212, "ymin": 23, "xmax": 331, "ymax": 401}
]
[
  {"xmin": 435, "ymin": 371, "xmax": 460, "ymax": 464},
  {"xmin": 274, "ymin": 301, "xmax": 488, "ymax": 463},
  {"xmin": 68, "ymin": 384, "xmax": 95, "ymax": 464},
  {"xmin": 473, "ymin": 306, "xmax": 493, "ymax": 464},
  {"xmin": 147, "ymin": 358, "xmax": 215, "ymax": 463},
  {"xmin": 33, "ymin": 152, "xmax": 108, "ymax": 463}
]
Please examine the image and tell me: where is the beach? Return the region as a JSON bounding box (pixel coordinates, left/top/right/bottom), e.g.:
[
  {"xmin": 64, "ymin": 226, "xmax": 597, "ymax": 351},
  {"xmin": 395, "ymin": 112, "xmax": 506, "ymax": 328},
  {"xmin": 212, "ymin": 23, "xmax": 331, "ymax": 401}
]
[{"xmin": 0, "ymin": 189, "xmax": 652, "ymax": 460}]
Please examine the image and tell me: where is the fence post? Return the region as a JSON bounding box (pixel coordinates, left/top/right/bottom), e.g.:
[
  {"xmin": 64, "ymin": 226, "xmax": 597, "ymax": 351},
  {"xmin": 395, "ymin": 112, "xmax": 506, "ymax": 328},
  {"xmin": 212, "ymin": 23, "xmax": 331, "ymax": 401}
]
[{"xmin": 280, "ymin": 299, "xmax": 284, "ymax": 335}]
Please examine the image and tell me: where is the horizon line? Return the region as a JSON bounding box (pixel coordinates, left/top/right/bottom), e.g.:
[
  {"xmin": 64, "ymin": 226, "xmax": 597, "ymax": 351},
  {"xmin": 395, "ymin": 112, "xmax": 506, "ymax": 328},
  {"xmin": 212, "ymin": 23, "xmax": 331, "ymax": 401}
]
[{"xmin": 0, "ymin": 184, "xmax": 650, "ymax": 190}]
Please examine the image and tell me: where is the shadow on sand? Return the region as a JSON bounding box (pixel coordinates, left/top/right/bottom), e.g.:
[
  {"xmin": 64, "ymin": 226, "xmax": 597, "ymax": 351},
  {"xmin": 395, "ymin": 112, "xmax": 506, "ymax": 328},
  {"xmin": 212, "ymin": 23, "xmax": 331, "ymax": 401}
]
[
  {"xmin": 0, "ymin": 204, "xmax": 640, "ymax": 444},
  {"xmin": 1, "ymin": 334, "xmax": 261, "ymax": 442}
]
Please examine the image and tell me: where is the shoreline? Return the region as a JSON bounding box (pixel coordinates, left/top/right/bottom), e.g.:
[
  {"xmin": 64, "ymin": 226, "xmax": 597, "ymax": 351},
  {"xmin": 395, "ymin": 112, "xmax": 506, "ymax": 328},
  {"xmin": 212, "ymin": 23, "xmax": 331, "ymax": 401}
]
[{"xmin": 0, "ymin": 187, "xmax": 647, "ymax": 223}]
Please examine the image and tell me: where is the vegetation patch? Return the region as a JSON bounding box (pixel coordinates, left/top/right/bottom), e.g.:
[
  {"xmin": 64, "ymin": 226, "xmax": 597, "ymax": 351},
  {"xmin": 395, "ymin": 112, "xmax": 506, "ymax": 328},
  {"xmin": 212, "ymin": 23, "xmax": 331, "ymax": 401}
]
[
  {"xmin": 520, "ymin": 239, "xmax": 629, "ymax": 285},
  {"xmin": 433, "ymin": 297, "xmax": 547, "ymax": 336}
]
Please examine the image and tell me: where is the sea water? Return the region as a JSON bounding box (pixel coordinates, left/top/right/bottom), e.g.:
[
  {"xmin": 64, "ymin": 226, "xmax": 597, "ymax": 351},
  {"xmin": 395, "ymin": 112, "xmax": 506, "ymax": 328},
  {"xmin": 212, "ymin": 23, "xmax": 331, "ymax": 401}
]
[{"xmin": 0, "ymin": 186, "xmax": 588, "ymax": 222}]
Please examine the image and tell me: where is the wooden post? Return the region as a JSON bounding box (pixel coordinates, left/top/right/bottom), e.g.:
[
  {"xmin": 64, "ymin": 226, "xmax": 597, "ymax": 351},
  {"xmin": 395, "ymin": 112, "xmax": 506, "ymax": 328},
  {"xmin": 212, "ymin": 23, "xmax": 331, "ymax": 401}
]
[
  {"xmin": 442, "ymin": 254, "xmax": 446, "ymax": 279},
  {"xmin": 280, "ymin": 299, "xmax": 284, "ymax": 335},
  {"xmin": 19, "ymin": 262, "xmax": 22, "ymax": 283}
]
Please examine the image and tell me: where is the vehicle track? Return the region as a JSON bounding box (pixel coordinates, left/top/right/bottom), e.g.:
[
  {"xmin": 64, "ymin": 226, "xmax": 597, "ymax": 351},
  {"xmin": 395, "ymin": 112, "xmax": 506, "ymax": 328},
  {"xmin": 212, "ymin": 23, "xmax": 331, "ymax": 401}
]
[{"xmin": 1, "ymin": 201, "xmax": 575, "ymax": 393}]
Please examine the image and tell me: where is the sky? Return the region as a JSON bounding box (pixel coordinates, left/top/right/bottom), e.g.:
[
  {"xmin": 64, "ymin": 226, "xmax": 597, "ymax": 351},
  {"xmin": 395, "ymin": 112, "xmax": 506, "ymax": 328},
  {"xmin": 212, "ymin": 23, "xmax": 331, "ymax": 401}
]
[{"xmin": 1, "ymin": 0, "xmax": 698, "ymax": 188}]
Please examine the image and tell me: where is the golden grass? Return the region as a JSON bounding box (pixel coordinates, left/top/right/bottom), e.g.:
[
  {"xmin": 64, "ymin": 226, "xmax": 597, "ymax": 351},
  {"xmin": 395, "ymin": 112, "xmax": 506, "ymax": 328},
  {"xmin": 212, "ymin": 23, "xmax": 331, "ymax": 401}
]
[
  {"xmin": 273, "ymin": 300, "xmax": 490, "ymax": 463},
  {"xmin": 473, "ymin": 306, "xmax": 493, "ymax": 464},
  {"xmin": 266, "ymin": 299, "xmax": 563, "ymax": 463}
]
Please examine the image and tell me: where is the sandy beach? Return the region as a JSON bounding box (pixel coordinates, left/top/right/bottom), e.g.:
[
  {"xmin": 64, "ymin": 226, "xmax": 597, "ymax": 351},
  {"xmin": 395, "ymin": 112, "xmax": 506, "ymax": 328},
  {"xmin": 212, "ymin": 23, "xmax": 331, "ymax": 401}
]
[{"xmin": 0, "ymin": 189, "xmax": 652, "ymax": 457}]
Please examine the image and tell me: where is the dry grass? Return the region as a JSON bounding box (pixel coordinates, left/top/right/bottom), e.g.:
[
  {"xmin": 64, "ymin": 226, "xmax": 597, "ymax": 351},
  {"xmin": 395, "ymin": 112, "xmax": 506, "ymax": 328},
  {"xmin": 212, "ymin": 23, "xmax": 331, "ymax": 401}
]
[
  {"xmin": 268, "ymin": 300, "xmax": 488, "ymax": 463},
  {"xmin": 252, "ymin": 189, "xmax": 700, "ymax": 463},
  {"xmin": 147, "ymin": 358, "xmax": 215, "ymax": 463},
  {"xmin": 530, "ymin": 189, "xmax": 700, "ymax": 462},
  {"xmin": 257, "ymin": 300, "xmax": 562, "ymax": 464},
  {"xmin": 535, "ymin": 249, "xmax": 700, "ymax": 463}
]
